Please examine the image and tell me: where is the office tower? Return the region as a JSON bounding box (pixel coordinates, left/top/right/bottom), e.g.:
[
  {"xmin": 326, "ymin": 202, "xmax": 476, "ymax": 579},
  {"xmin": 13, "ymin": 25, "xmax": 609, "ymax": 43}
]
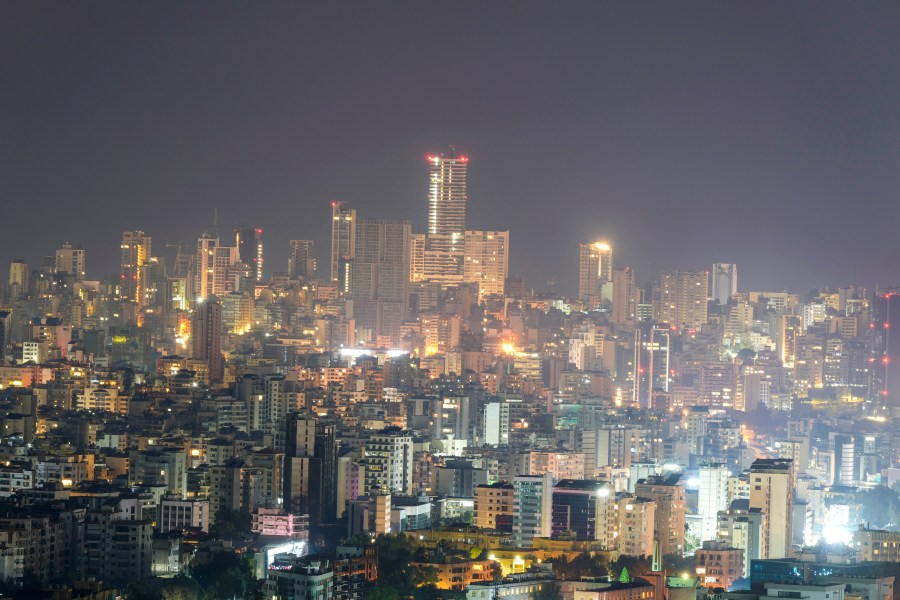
[
  {"xmin": 409, "ymin": 233, "xmax": 426, "ymax": 283},
  {"xmin": 653, "ymin": 270, "xmax": 709, "ymax": 330},
  {"xmin": 748, "ymin": 458, "xmax": 793, "ymax": 559},
  {"xmin": 698, "ymin": 462, "xmax": 729, "ymax": 543},
  {"xmin": 579, "ymin": 242, "xmax": 613, "ymax": 309},
  {"xmin": 364, "ymin": 428, "xmax": 414, "ymax": 495},
  {"xmin": 349, "ymin": 219, "xmax": 411, "ymax": 346},
  {"xmin": 612, "ymin": 267, "xmax": 638, "ymax": 324},
  {"xmin": 236, "ymin": 226, "xmax": 263, "ymax": 281},
  {"xmin": 54, "ymin": 243, "xmax": 85, "ymax": 282},
  {"xmin": 424, "ymin": 153, "xmax": 468, "ymax": 281},
  {"xmin": 463, "ymin": 230, "xmax": 509, "ymax": 299},
  {"xmin": 711, "ymin": 263, "xmax": 738, "ymax": 306},
  {"xmin": 513, "ymin": 473, "xmax": 553, "ymax": 548},
  {"xmin": 550, "ymin": 479, "xmax": 612, "ymax": 542},
  {"xmin": 284, "ymin": 413, "xmax": 337, "ymax": 525},
  {"xmin": 288, "ymin": 240, "xmax": 315, "ymax": 279},
  {"xmin": 120, "ymin": 231, "xmax": 152, "ymax": 303},
  {"xmin": 330, "ymin": 201, "xmax": 356, "ymax": 284},
  {"xmin": 633, "ymin": 324, "xmax": 671, "ymax": 409},
  {"xmin": 634, "ymin": 473, "xmax": 686, "ymax": 557},
  {"xmin": 191, "ymin": 297, "xmax": 224, "ymax": 383}
]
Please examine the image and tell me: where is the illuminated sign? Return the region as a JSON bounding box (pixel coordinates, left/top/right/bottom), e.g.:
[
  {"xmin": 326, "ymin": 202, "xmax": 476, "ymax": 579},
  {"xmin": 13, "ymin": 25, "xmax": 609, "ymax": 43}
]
[{"xmin": 111, "ymin": 335, "xmax": 128, "ymax": 344}]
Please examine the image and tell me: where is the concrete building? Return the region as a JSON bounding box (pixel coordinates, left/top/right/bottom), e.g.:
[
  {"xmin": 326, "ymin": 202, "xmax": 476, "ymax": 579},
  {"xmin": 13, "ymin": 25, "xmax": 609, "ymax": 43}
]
[
  {"xmin": 474, "ymin": 482, "xmax": 514, "ymax": 531},
  {"xmin": 634, "ymin": 473, "xmax": 686, "ymax": 557},
  {"xmin": 749, "ymin": 459, "xmax": 793, "ymax": 559},
  {"xmin": 513, "ymin": 474, "xmax": 554, "ymax": 547}
]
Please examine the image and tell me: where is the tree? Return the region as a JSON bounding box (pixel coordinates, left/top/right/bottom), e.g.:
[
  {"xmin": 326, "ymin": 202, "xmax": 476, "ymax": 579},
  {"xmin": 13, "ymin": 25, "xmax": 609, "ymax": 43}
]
[
  {"xmin": 368, "ymin": 587, "xmax": 400, "ymax": 600},
  {"xmin": 619, "ymin": 567, "xmax": 631, "ymax": 583},
  {"xmin": 859, "ymin": 486, "xmax": 900, "ymax": 528},
  {"xmin": 209, "ymin": 507, "xmax": 253, "ymax": 539},
  {"xmin": 611, "ymin": 555, "xmax": 651, "ymax": 578},
  {"xmin": 552, "ymin": 552, "xmax": 610, "ymax": 580},
  {"xmin": 531, "ymin": 581, "xmax": 563, "ymax": 600}
]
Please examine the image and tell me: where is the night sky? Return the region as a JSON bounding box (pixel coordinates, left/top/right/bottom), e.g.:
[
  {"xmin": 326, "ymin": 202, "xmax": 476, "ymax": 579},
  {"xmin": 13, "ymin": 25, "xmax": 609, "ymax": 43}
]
[{"xmin": 3, "ymin": 2, "xmax": 900, "ymax": 294}]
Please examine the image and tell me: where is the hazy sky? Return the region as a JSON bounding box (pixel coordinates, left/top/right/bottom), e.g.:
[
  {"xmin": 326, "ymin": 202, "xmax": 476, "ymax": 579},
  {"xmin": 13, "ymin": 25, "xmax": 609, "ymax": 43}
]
[{"xmin": 3, "ymin": 2, "xmax": 900, "ymax": 294}]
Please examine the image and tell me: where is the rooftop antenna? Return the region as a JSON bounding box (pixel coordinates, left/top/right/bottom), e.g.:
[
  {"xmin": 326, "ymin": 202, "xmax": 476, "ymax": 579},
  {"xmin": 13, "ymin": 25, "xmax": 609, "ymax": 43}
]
[
  {"xmin": 449, "ymin": 144, "xmax": 456, "ymax": 158},
  {"xmin": 212, "ymin": 207, "xmax": 219, "ymax": 236}
]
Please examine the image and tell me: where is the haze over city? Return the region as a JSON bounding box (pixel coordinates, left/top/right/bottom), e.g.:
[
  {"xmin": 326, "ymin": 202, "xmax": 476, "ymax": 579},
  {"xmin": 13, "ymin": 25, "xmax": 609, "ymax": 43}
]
[
  {"xmin": 5, "ymin": 3, "xmax": 900, "ymax": 291},
  {"xmin": 3, "ymin": 4, "xmax": 900, "ymax": 600}
]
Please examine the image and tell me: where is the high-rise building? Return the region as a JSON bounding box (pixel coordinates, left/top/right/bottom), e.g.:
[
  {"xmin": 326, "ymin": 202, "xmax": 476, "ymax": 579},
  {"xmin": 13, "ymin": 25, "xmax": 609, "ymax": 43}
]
[
  {"xmin": 698, "ymin": 462, "xmax": 729, "ymax": 543},
  {"xmin": 191, "ymin": 297, "xmax": 224, "ymax": 383},
  {"xmin": 463, "ymin": 230, "xmax": 509, "ymax": 299},
  {"xmin": 409, "ymin": 233, "xmax": 426, "ymax": 283},
  {"xmin": 633, "ymin": 324, "xmax": 672, "ymax": 409},
  {"xmin": 512, "ymin": 474, "xmax": 554, "ymax": 547},
  {"xmin": 288, "ymin": 240, "xmax": 316, "ymax": 279},
  {"xmin": 284, "ymin": 413, "xmax": 337, "ymax": 525},
  {"xmin": 8, "ymin": 259, "xmax": 28, "ymax": 298},
  {"xmin": 612, "ymin": 267, "xmax": 638, "ymax": 324},
  {"xmin": 634, "ymin": 473, "xmax": 686, "ymax": 557},
  {"xmin": 578, "ymin": 242, "xmax": 613, "ymax": 309},
  {"xmin": 617, "ymin": 496, "xmax": 656, "ymax": 557},
  {"xmin": 120, "ymin": 231, "xmax": 152, "ymax": 304},
  {"xmin": 653, "ymin": 270, "xmax": 709, "ymax": 330},
  {"xmin": 364, "ymin": 427, "xmax": 413, "ymax": 495},
  {"xmin": 874, "ymin": 291, "xmax": 900, "ymax": 413},
  {"xmin": 236, "ymin": 227, "xmax": 263, "ymax": 281},
  {"xmin": 54, "ymin": 243, "xmax": 85, "ymax": 282},
  {"xmin": 195, "ymin": 234, "xmax": 240, "ymax": 302},
  {"xmin": 330, "ymin": 201, "xmax": 356, "ymax": 285},
  {"xmin": 711, "ymin": 263, "xmax": 738, "ymax": 306},
  {"xmin": 424, "ymin": 153, "xmax": 468, "ymax": 282},
  {"xmin": 550, "ymin": 479, "xmax": 612, "ymax": 542},
  {"xmin": 349, "ymin": 219, "xmax": 411, "ymax": 346},
  {"xmin": 748, "ymin": 458, "xmax": 793, "ymax": 559}
]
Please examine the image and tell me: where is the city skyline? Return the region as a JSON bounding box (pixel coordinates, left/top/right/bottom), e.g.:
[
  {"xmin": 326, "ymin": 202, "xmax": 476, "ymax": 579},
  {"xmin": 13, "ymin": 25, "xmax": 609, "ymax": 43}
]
[{"xmin": 4, "ymin": 3, "xmax": 900, "ymax": 292}]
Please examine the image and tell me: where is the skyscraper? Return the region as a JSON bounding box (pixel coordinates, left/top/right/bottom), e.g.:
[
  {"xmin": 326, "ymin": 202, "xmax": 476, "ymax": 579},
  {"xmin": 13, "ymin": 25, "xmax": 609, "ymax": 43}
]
[
  {"xmin": 712, "ymin": 263, "xmax": 738, "ymax": 306},
  {"xmin": 424, "ymin": 153, "xmax": 468, "ymax": 282},
  {"xmin": 633, "ymin": 324, "xmax": 672, "ymax": 409},
  {"xmin": 195, "ymin": 234, "xmax": 240, "ymax": 302},
  {"xmin": 120, "ymin": 231, "xmax": 152, "ymax": 304},
  {"xmin": 8, "ymin": 260, "xmax": 28, "ymax": 298},
  {"xmin": 55, "ymin": 243, "xmax": 85, "ymax": 282},
  {"xmin": 463, "ymin": 230, "xmax": 509, "ymax": 299},
  {"xmin": 612, "ymin": 267, "xmax": 638, "ymax": 324},
  {"xmin": 284, "ymin": 413, "xmax": 337, "ymax": 525},
  {"xmin": 409, "ymin": 233, "xmax": 426, "ymax": 283},
  {"xmin": 236, "ymin": 226, "xmax": 263, "ymax": 282},
  {"xmin": 191, "ymin": 297, "xmax": 224, "ymax": 384},
  {"xmin": 330, "ymin": 201, "xmax": 356, "ymax": 285},
  {"xmin": 653, "ymin": 270, "xmax": 709, "ymax": 330},
  {"xmin": 579, "ymin": 242, "xmax": 613, "ymax": 309},
  {"xmin": 349, "ymin": 219, "xmax": 411, "ymax": 346},
  {"xmin": 288, "ymin": 240, "xmax": 315, "ymax": 279}
]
